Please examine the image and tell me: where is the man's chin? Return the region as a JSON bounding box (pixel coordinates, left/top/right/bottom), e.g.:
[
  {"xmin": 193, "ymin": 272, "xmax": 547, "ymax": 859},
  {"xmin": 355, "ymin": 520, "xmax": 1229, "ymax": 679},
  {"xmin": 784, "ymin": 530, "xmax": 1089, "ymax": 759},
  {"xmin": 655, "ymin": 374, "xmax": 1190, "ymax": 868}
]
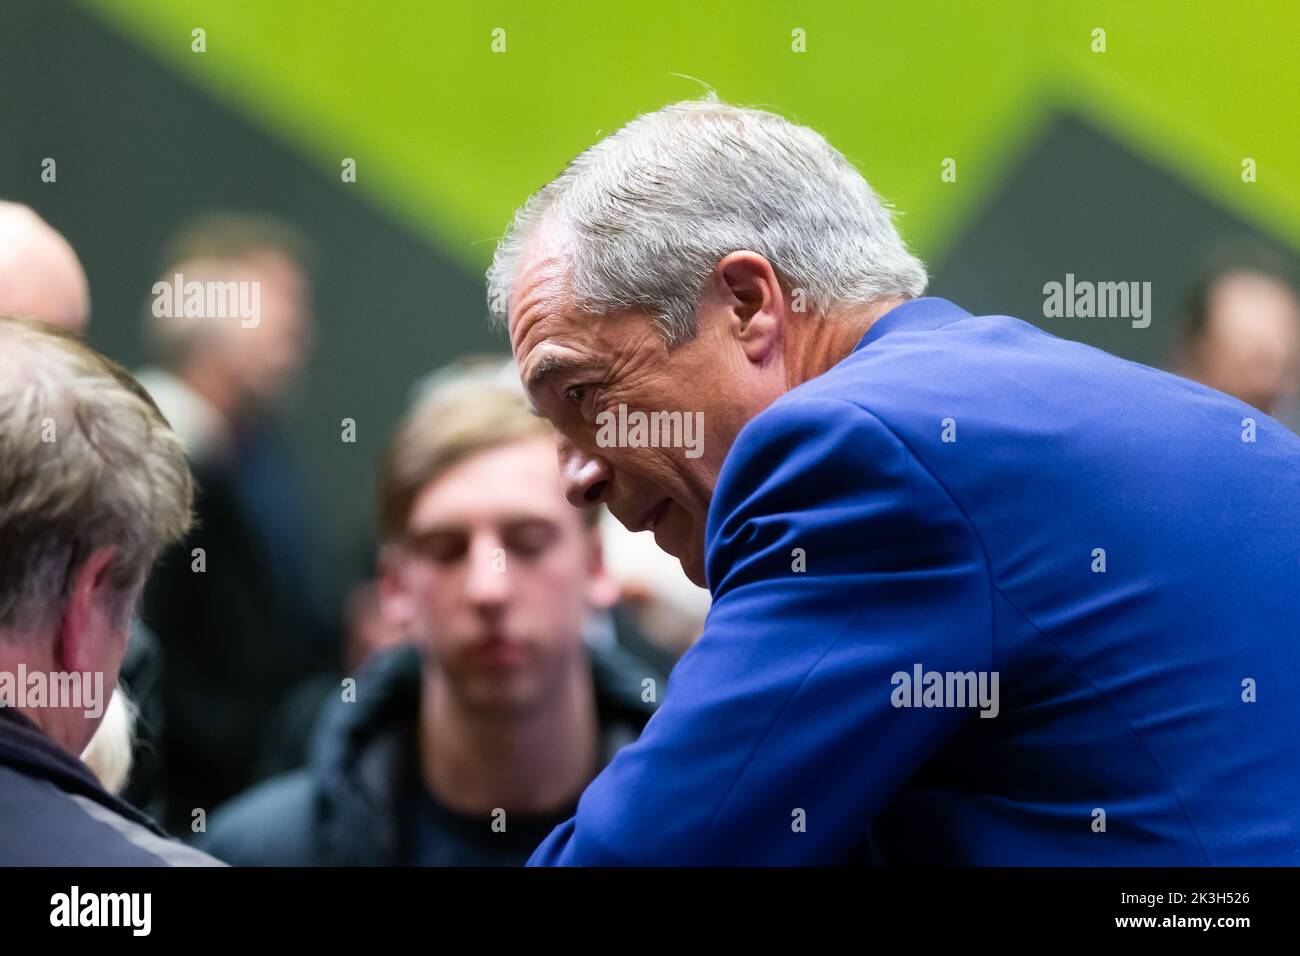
[
  {"xmin": 676, "ymin": 547, "xmax": 707, "ymax": 589},
  {"xmin": 653, "ymin": 510, "xmax": 706, "ymax": 587},
  {"xmin": 460, "ymin": 680, "xmax": 542, "ymax": 718}
]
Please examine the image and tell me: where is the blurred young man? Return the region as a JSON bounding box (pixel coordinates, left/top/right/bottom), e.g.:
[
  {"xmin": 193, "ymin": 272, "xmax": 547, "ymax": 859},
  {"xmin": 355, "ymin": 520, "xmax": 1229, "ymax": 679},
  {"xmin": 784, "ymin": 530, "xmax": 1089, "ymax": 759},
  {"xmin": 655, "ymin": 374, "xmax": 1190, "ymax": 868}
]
[
  {"xmin": 0, "ymin": 317, "xmax": 218, "ymax": 865},
  {"xmin": 198, "ymin": 362, "xmax": 663, "ymax": 865}
]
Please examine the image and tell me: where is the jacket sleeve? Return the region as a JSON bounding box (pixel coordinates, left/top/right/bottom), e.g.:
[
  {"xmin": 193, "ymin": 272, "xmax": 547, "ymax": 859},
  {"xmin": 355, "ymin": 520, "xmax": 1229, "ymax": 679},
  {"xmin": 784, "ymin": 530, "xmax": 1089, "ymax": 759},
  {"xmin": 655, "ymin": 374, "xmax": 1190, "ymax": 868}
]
[{"xmin": 529, "ymin": 396, "xmax": 992, "ymax": 865}]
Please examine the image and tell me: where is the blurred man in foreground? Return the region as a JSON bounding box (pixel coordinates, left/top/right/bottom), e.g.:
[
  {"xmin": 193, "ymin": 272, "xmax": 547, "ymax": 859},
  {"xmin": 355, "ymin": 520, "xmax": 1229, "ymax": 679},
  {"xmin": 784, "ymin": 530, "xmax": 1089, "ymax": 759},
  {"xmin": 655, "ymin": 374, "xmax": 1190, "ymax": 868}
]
[
  {"xmin": 0, "ymin": 317, "xmax": 218, "ymax": 865},
  {"xmin": 198, "ymin": 362, "xmax": 663, "ymax": 865},
  {"xmin": 491, "ymin": 98, "xmax": 1300, "ymax": 865}
]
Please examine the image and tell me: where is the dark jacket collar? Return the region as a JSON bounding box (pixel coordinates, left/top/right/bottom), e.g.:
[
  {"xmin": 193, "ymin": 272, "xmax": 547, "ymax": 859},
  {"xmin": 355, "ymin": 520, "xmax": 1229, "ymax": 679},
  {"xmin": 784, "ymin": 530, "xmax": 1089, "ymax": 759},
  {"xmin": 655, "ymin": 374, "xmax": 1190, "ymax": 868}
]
[
  {"xmin": 303, "ymin": 640, "xmax": 662, "ymax": 865},
  {"xmin": 0, "ymin": 706, "xmax": 169, "ymax": 836},
  {"xmin": 856, "ymin": 296, "xmax": 973, "ymax": 351}
]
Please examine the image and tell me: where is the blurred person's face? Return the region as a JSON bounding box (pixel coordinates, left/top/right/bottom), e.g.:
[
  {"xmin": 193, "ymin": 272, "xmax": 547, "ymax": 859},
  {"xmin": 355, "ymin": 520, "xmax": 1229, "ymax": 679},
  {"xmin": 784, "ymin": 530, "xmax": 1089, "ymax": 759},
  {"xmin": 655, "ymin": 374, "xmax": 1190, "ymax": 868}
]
[
  {"xmin": 1189, "ymin": 271, "xmax": 1300, "ymax": 415},
  {"xmin": 223, "ymin": 249, "xmax": 314, "ymax": 410},
  {"xmin": 380, "ymin": 436, "xmax": 610, "ymax": 715},
  {"xmin": 508, "ymin": 243, "xmax": 788, "ymax": 587}
]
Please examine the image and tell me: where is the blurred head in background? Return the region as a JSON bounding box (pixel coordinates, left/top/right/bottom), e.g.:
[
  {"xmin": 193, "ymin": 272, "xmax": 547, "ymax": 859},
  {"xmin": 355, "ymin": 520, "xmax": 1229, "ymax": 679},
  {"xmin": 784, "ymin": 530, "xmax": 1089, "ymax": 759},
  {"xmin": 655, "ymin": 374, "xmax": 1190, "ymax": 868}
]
[
  {"xmin": 1180, "ymin": 244, "xmax": 1300, "ymax": 418},
  {"xmin": 143, "ymin": 212, "xmax": 315, "ymax": 450},
  {"xmin": 377, "ymin": 360, "xmax": 616, "ymax": 716},
  {"xmin": 0, "ymin": 317, "xmax": 192, "ymax": 755},
  {"xmin": 0, "ymin": 201, "xmax": 90, "ymax": 334}
]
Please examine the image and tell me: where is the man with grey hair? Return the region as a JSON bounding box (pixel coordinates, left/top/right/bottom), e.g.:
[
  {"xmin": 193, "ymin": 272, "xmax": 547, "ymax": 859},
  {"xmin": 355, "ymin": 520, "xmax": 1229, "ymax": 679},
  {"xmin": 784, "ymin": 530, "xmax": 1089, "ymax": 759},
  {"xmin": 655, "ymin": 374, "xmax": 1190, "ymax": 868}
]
[
  {"xmin": 0, "ymin": 316, "xmax": 219, "ymax": 865},
  {"xmin": 0, "ymin": 197, "xmax": 168, "ymax": 814},
  {"xmin": 493, "ymin": 98, "xmax": 1300, "ymax": 865}
]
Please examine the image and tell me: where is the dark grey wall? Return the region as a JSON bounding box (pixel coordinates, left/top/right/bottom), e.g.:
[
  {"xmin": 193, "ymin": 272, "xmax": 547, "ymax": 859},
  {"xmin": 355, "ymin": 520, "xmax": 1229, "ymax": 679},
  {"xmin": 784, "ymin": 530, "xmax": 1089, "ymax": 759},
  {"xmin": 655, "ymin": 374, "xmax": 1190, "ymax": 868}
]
[
  {"xmin": 1, "ymin": 0, "xmax": 498, "ymax": 576},
  {"xmin": 930, "ymin": 112, "xmax": 1297, "ymax": 370},
  {"xmin": 4, "ymin": 2, "xmax": 1295, "ymax": 571}
]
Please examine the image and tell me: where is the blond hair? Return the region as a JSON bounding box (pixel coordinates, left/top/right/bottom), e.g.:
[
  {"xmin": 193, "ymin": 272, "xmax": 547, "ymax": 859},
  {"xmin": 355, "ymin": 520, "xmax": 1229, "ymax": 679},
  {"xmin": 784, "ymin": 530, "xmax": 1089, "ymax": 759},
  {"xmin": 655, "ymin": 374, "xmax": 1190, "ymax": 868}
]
[
  {"xmin": 378, "ymin": 358, "xmax": 596, "ymax": 539},
  {"xmin": 0, "ymin": 317, "xmax": 194, "ymax": 632},
  {"xmin": 81, "ymin": 686, "xmax": 137, "ymax": 794}
]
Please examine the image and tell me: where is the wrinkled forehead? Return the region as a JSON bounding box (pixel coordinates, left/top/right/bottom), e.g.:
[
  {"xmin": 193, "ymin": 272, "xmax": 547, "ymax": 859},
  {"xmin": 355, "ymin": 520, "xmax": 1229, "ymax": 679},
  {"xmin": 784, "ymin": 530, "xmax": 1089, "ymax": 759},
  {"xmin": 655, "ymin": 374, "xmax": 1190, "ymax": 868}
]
[{"xmin": 507, "ymin": 244, "xmax": 579, "ymax": 359}]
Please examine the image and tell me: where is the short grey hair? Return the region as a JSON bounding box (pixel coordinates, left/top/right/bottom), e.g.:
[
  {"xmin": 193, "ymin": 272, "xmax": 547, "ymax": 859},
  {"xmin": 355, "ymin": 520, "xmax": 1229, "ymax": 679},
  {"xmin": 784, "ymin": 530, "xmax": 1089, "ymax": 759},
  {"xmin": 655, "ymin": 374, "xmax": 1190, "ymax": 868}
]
[
  {"xmin": 487, "ymin": 96, "xmax": 928, "ymax": 345},
  {"xmin": 0, "ymin": 317, "xmax": 194, "ymax": 634}
]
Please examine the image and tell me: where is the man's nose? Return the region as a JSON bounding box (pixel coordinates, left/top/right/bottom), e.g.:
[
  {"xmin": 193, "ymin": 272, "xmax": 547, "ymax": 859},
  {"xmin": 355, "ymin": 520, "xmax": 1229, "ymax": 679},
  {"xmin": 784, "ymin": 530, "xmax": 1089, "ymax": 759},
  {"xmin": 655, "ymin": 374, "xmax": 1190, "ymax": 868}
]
[
  {"xmin": 464, "ymin": 535, "xmax": 511, "ymax": 606},
  {"xmin": 557, "ymin": 433, "xmax": 611, "ymax": 509}
]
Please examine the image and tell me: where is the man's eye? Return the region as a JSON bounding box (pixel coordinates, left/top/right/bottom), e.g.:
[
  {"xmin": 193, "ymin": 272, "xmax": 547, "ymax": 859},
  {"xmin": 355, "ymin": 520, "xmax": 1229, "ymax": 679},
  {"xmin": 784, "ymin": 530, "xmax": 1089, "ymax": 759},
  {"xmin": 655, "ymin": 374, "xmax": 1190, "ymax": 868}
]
[
  {"xmin": 565, "ymin": 384, "xmax": 588, "ymax": 406},
  {"xmin": 504, "ymin": 524, "xmax": 559, "ymax": 558},
  {"xmin": 407, "ymin": 534, "xmax": 467, "ymax": 564}
]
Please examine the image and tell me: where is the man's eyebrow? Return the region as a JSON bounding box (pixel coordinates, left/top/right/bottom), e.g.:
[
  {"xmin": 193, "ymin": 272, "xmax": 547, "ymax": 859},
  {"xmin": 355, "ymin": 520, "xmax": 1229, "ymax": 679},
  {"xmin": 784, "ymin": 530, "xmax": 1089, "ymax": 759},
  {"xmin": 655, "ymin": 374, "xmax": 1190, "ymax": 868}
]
[
  {"xmin": 403, "ymin": 524, "xmax": 464, "ymax": 541},
  {"xmin": 525, "ymin": 354, "xmax": 600, "ymax": 392},
  {"xmin": 407, "ymin": 516, "xmax": 556, "ymax": 537}
]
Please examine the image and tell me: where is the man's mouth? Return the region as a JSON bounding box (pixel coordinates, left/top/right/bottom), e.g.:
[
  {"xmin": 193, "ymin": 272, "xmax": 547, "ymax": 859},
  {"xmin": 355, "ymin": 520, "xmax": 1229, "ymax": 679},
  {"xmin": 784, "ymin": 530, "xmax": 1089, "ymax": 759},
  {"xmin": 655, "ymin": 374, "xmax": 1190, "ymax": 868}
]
[
  {"xmin": 630, "ymin": 499, "xmax": 670, "ymax": 533},
  {"xmin": 465, "ymin": 636, "xmax": 527, "ymax": 668}
]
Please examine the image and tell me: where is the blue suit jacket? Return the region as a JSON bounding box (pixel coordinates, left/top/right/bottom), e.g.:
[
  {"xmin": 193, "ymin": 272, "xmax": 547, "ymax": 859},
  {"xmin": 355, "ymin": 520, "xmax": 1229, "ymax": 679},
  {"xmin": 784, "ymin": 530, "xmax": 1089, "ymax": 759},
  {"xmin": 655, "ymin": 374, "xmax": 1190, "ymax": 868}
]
[{"xmin": 530, "ymin": 297, "xmax": 1300, "ymax": 865}]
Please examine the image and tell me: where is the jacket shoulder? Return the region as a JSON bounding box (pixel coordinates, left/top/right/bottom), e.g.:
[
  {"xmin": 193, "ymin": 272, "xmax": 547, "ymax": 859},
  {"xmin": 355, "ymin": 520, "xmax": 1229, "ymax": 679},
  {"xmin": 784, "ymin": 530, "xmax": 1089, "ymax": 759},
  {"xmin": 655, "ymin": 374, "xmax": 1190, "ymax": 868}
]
[
  {"xmin": 198, "ymin": 770, "xmax": 320, "ymax": 866},
  {"xmin": 0, "ymin": 765, "xmax": 221, "ymax": 866}
]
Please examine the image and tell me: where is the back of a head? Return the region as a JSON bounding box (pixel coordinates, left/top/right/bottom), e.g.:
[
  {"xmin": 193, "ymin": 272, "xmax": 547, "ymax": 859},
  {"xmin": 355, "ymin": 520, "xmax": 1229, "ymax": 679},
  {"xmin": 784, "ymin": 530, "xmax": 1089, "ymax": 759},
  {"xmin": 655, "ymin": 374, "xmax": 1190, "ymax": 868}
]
[
  {"xmin": 488, "ymin": 96, "xmax": 927, "ymax": 344},
  {"xmin": 0, "ymin": 317, "xmax": 193, "ymax": 635},
  {"xmin": 0, "ymin": 201, "xmax": 91, "ymax": 334}
]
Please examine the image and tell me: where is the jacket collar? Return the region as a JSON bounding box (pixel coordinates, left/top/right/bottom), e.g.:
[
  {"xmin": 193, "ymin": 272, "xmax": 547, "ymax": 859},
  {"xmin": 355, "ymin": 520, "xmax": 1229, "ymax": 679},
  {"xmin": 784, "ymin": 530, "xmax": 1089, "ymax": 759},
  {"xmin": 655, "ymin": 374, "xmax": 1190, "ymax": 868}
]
[
  {"xmin": 0, "ymin": 706, "xmax": 169, "ymax": 836},
  {"xmin": 308, "ymin": 640, "xmax": 660, "ymax": 781},
  {"xmin": 306, "ymin": 639, "xmax": 663, "ymax": 863},
  {"xmin": 856, "ymin": 296, "xmax": 972, "ymax": 351}
]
